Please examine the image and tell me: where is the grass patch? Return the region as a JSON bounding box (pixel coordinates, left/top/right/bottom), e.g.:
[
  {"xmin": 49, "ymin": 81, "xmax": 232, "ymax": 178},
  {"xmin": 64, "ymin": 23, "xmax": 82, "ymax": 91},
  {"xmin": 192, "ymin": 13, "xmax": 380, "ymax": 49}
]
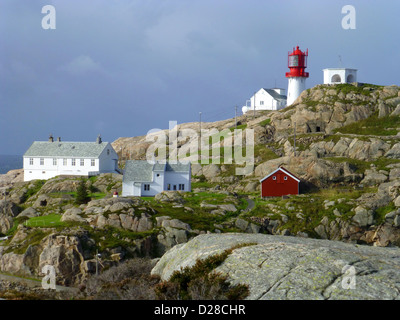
[
  {"xmin": 258, "ymin": 118, "xmax": 271, "ymax": 127},
  {"xmin": 375, "ymin": 203, "xmax": 396, "ymax": 225},
  {"xmin": 24, "ymin": 214, "xmax": 63, "ymax": 228},
  {"xmin": 333, "ymin": 113, "xmax": 400, "ymax": 136},
  {"xmin": 10, "ymin": 229, "xmax": 51, "ymax": 254}
]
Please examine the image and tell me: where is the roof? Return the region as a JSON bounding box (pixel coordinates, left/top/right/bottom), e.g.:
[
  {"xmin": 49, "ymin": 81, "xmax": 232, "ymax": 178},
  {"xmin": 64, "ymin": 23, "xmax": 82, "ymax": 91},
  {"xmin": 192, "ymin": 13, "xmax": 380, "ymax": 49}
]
[
  {"xmin": 260, "ymin": 166, "xmax": 300, "ymax": 183},
  {"xmin": 123, "ymin": 160, "xmax": 154, "ymax": 183},
  {"xmin": 23, "ymin": 141, "xmax": 111, "ymax": 158},
  {"xmin": 262, "ymin": 88, "xmax": 287, "ymax": 101},
  {"xmin": 123, "ymin": 160, "xmax": 191, "ymax": 183}
]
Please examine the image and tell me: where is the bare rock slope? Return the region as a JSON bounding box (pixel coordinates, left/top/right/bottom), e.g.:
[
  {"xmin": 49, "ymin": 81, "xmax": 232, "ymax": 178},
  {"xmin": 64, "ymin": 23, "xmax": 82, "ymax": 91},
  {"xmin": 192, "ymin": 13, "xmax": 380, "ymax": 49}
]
[{"xmin": 152, "ymin": 233, "xmax": 400, "ymax": 300}]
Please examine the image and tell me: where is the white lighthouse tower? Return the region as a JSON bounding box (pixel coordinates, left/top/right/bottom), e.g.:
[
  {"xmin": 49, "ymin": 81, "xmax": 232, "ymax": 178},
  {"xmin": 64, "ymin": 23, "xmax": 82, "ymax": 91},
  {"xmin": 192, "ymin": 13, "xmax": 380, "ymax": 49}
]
[{"xmin": 286, "ymin": 46, "xmax": 309, "ymax": 106}]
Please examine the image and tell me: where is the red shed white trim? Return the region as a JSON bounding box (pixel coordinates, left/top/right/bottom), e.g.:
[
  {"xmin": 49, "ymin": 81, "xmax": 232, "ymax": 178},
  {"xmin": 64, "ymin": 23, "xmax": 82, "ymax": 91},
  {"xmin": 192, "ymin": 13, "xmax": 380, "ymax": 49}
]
[{"xmin": 260, "ymin": 166, "xmax": 300, "ymax": 198}]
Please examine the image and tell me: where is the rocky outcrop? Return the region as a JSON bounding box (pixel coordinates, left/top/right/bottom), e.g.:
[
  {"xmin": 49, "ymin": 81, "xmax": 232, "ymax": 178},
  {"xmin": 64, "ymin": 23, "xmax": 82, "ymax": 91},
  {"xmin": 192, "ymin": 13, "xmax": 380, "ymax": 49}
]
[
  {"xmin": 0, "ymin": 227, "xmax": 89, "ymax": 286},
  {"xmin": 152, "ymin": 233, "xmax": 400, "ymax": 300},
  {"xmin": 254, "ymin": 155, "xmax": 360, "ymax": 187},
  {"xmin": 0, "ymin": 201, "xmax": 20, "ymax": 234},
  {"xmin": 0, "ymin": 169, "xmax": 24, "ymax": 188},
  {"xmin": 271, "ymin": 84, "xmax": 400, "ymax": 135}
]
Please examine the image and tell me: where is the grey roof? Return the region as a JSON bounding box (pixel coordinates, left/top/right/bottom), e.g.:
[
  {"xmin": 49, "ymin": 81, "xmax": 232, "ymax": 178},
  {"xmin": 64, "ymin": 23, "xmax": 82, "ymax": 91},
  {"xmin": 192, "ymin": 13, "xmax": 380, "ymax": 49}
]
[
  {"xmin": 123, "ymin": 160, "xmax": 191, "ymax": 183},
  {"xmin": 165, "ymin": 162, "xmax": 191, "ymax": 172},
  {"xmin": 123, "ymin": 160, "xmax": 154, "ymax": 183},
  {"xmin": 262, "ymin": 88, "xmax": 287, "ymax": 101},
  {"xmin": 23, "ymin": 141, "xmax": 110, "ymax": 158}
]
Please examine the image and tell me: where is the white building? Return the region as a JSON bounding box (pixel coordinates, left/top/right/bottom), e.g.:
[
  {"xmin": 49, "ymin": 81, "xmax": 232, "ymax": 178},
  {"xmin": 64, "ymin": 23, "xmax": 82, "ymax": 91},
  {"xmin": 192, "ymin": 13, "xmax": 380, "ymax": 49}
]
[
  {"xmin": 23, "ymin": 135, "xmax": 119, "ymax": 182},
  {"xmin": 323, "ymin": 68, "xmax": 357, "ymax": 84},
  {"xmin": 242, "ymin": 88, "xmax": 287, "ymax": 114},
  {"xmin": 122, "ymin": 160, "xmax": 191, "ymax": 197}
]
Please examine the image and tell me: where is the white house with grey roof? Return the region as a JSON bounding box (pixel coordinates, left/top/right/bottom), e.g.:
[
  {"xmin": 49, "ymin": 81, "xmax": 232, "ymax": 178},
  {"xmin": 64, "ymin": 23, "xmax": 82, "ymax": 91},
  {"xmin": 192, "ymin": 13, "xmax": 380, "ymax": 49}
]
[
  {"xmin": 242, "ymin": 88, "xmax": 287, "ymax": 114},
  {"xmin": 23, "ymin": 135, "xmax": 119, "ymax": 182},
  {"xmin": 122, "ymin": 160, "xmax": 191, "ymax": 197}
]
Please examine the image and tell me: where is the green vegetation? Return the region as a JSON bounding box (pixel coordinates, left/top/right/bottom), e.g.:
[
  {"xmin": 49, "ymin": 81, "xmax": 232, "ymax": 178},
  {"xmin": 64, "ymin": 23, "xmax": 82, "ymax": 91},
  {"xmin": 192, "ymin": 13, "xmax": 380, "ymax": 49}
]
[
  {"xmin": 9, "ymin": 229, "xmax": 51, "ymax": 254},
  {"xmin": 375, "ymin": 203, "xmax": 396, "ymax": 225},
  {"xmin": 156, "ymin": 244, "xmax": 252, "ymax": 300},
  {"xmin": 333, "ymin": 113, "xmax": 400, "ymax": 136},
  {"xmin": 22, "ymin": 180, "xmax": 45, "ymax": 202},
  {"xmin": 75, "ymin": 179, "xmax": 90, "ymax": 205},
  {"xmin": 258, "ymin": 118, "xmax": 271, "ymax": 127},
  {"xmin": 324, "ymin": 156, "xmax": 400, "ymax": 173},
  {"xmin": 24, "ymin": 213, "xmax": 63, "ymax": 228},
  {"xmin": 334, "ymin": 83, "xmax": 382, "ymax": 96}
]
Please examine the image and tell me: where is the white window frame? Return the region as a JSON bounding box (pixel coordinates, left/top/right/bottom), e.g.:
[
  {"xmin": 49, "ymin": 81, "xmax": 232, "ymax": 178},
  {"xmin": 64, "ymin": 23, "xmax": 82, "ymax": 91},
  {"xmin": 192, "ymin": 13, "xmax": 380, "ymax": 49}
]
[
  {"xmin": 29, "ymin": 158, "xmax": 34, "ymax": 165},
  {"xmin": 63, "ymin": 158, "xmax": 67, "ymax": 166},
  {"xmin": 72, "ymin": 159, "xmax": 76, "ymax": 166},
  {"xmin": 273, "ymin": 176, "xmax": 277, "ymax": 180},
  {"xmin": 40, "ymin": 158, "xmax": 44, "ymax": 166},
  {"xmin": 80, "ymin": 159, "xmax": 85, "ymax": 166},
  {"xmin": 91, "ymin": 159, "xmax": 95, "ymax": 167},
  {"xmin": 53, "ymin": 158, "xmax": 57, "ymax": 166}
]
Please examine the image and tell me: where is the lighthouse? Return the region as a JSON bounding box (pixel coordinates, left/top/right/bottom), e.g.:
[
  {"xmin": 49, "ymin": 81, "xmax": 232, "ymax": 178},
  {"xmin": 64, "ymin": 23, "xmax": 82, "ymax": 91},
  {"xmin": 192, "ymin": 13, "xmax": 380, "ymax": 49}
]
[{"xmin": 286, "ymin": 46, "xmax": 309, "ymax": 106}]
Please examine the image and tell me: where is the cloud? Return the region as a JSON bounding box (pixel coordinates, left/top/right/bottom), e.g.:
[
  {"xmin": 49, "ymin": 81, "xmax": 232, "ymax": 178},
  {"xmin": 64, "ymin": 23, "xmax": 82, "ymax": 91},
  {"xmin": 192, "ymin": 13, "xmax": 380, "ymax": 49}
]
[{"xmin": 59, "ymin": 55, "xmax": 103, "ymax": 76}]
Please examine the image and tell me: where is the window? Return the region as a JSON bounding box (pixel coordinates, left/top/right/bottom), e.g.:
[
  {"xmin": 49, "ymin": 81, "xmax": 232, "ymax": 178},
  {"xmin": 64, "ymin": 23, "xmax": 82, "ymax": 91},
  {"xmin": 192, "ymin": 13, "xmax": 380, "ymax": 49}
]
[
  {"xmin": 167, "ymin": 184, "xmax": 171, "ymax": 190},
  {"xmin": 91, "ymin": 159, "xmax": 95, "ymax": 167},
  {"xmin": 156, "ymin": 174, "xmax": 160, "ymax": 177},
  {"xmin": 53, "ymin": 158, "xmax": 57, "ymax": 166},
  {"xmin": 29, "ymin": 158, "xmax": 34, "ymax": 165},
  {"xmin": 40, "ymin": 158, "xmax": 44, "ymax": 166},
  {"xmin": 179, "ymin": 184, "xmax": 185, "ymax": 191},
  {"xmin": 80, "ymin": 159, "xmax": 84, "ymax": 166},
  {"xmin": 273, "ymin": 176, "xmax": 277, "ymax": 180},
  {"xmin": 260, "ymin": 101, "xmax": 264, "ymax": 105},
  {"xmin": 284, "ymin": 176, "xmax": 288, "ymax": 181},
  {"xmin": 173, "ymin": 185, "xmax": 177, "ymax": 191},
  {"xmin": 72, "ymin": 159, "xmax": 76, "ymax": 166},
  {"xmin": 107, "ymin": 149, "xmax": 110, "ymax": 155},
  {"xmin": 144, "ymin": 184, "xmax": 150, "ymax": 191},
  {"xmin": 63, "ymin": 158, "xmax": 67, "ymax": 166}
]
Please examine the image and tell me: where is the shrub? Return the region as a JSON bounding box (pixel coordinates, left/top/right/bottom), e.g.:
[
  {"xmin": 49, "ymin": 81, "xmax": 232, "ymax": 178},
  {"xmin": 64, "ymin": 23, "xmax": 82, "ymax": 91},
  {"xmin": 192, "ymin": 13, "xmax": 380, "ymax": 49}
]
[
  {"xmin": 155, "ymin": 245, "xmax": 252, "ymax": 300},
  {"xmin": 75, "ymin": 178, "xmax": 90, "ymax": 205}
]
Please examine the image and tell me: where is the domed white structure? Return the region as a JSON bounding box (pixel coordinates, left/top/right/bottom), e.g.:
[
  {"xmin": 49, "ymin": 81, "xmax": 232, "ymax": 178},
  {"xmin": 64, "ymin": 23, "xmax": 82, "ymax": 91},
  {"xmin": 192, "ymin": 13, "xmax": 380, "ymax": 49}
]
[{"xmin": 323, "ymin": 68, "xmax": 357, "ymax": 84}]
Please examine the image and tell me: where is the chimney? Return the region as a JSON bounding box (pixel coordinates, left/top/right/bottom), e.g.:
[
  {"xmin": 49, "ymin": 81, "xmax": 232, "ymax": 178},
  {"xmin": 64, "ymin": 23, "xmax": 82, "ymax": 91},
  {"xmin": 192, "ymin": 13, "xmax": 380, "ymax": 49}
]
[
  {"xmin": 49, "ymin": 134, "xmax": 54, "ymax": 142},
  {"xmin": 97, "ymin": 134, "xmax": 102, "ymax": 144},
  {"xmin": 57, "ymin": 137, "xmax": 61, "ymax": 142}
]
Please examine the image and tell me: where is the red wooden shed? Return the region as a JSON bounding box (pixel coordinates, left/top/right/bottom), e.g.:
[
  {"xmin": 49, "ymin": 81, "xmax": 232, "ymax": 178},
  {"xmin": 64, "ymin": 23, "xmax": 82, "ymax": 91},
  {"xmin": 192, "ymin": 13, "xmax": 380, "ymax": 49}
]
[{"xmin": 260, "ymin": 166, "xmax": 300, "ymax": 198}]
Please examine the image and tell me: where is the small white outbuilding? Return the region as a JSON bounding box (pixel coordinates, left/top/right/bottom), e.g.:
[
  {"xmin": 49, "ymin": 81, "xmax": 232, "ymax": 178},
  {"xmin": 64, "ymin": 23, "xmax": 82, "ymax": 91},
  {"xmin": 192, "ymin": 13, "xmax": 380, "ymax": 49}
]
[
  {"xmin": 323, "ymin": 68, "xmax": 357, "ymax": 85},
  {"xmin": 242, "ymin": 88, "xmax": 287, "ymax": 114},
  {"xmin": 122, "ymin": 160, "xmax": 191, "ymax": 197}
]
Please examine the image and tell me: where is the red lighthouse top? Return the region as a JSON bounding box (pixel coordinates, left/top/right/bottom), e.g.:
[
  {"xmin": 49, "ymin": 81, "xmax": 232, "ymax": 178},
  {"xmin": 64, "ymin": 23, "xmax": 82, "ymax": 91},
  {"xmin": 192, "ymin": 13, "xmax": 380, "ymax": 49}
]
[{"xmin": 285, "ymin": 46, "xmax": 309, "ymax": 78}]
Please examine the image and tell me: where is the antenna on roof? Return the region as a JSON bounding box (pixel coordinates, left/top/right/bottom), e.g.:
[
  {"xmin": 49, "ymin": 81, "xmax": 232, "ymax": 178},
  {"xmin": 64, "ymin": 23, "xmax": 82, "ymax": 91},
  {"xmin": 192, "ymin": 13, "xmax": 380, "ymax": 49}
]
[{"xmin": 338, "ymin": 55, "xmax": 343, "ymax": 67}]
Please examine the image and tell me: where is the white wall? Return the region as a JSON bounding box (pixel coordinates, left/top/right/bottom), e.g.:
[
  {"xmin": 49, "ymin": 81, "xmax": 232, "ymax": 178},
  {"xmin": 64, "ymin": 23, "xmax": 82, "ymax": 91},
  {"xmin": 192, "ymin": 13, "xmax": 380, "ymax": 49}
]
[
  {"xmin": 121, "ymin": 168, "xmax": 191, "ymax": 197},
  {"xmin": 323, "ymin": 68, "xmax": 357, "ymax": 84},
  {"xmin": 287, "ymin": 77, "xmax": 306, "ymax": 106},
  {"xmin": 23, "ymin": 156, "xmax": 100, "ymax": 181},
  {"xmin": 243, "ymin": 89, "xmax": 286, "ymax": 113},
  {"xmin": 98, "ymin": 143, "xmax": 119, "ymax": 173}
]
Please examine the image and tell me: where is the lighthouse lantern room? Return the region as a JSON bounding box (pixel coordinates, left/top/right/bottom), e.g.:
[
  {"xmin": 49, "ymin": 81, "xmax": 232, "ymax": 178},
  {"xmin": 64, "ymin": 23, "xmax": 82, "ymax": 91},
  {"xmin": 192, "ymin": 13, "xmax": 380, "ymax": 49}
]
[{"xmin": 286, "ymin": 46, "xmax": 309, "ymax": 106}]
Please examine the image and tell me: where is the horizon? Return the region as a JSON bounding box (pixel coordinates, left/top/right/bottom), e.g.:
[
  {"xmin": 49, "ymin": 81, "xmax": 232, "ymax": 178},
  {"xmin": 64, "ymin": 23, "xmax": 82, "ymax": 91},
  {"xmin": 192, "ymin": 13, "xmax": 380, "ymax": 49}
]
[{"xmin": 1, "ymin": 0, "xmax": 399, "ymax": 155}]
